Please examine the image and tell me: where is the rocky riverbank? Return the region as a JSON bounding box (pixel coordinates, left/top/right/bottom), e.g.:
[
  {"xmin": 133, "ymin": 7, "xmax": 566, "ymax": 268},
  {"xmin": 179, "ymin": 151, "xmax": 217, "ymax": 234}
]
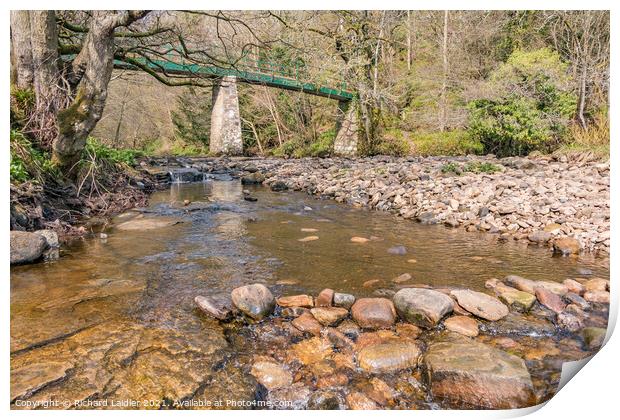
[
  {"xmin": 156, "ymin": 154, "xmax": 609, "ymax": 255},
  {"xmin": 195, "ymin": 274, "xmax": 609, "ymax": 409}
]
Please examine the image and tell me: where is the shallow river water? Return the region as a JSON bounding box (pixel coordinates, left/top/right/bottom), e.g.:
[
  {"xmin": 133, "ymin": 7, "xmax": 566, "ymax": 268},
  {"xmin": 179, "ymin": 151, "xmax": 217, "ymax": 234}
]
[{"xmin": 10, "ymin": 177, "xmax": 610, "ymax": 409}]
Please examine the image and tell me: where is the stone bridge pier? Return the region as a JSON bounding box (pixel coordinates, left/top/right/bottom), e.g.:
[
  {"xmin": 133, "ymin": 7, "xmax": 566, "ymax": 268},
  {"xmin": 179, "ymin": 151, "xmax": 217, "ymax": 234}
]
[
  {"xmin": 210, "ymin": 76, "xmax": 243, "ymax": 155},
  {"xmin": 334, "ymin": 100, "xmax": 359, "ymax": 156}
]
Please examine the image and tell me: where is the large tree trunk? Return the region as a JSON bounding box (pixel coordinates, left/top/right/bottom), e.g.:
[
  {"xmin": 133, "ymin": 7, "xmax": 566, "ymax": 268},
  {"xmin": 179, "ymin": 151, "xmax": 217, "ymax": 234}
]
[
  {"xmin": 10, "ymin": 11, "xmax": 34, "ymax": 89},
  {"xmin": 52, "ymin": 11, "xmax": 147, "ymax": 173},
  {"xmin": 29, "ymin": 11, "xmax": 61, "ymax": 147}
]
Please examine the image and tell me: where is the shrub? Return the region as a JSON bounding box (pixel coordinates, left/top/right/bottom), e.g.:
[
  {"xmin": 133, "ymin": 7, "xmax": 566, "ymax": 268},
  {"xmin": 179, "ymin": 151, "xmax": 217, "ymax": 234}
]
[
  {"xmin": 83, "ymin": 138, "xmax": 143, "ymax": 166},
  {"xmin": 410, "ymin": 130, "xmax": 483, "ymax": 156},
  {"xmin": 468, "ymin": 49, "xmax": 577, "ymax": 157},
  {"xmin": 376, "ymin": 129, "xmax": 410, "ymax": 156},
  {"xmin": 10, "ymin": 130, "xmax": 56, "ymax": 183}
]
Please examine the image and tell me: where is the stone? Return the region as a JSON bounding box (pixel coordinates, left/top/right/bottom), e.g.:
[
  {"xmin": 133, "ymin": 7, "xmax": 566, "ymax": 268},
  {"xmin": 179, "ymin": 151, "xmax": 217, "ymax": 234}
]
[
  {"xmin": 34, "ymin": 229, "xmax": 59, "ymax": 248},
  {"xmin": 534, "ymin": 281, "xmax": 568, "ymax": 296},
  {"xmin": 337, "ymin": 319, "xmax": 361, "ymax": 339},
  {"xmin": 10, "ymin": 361, "xmax": 74, "ymax": 401},
  {"xmin": 543, "ymin": 223, "xmax": 562, "ymax": 233},
  {"xmin": 350, "ymin": 298, "xmax": 396, "ymax": 329},
  {"xmin": 563, "ymin": 279, "xmax": 585, "ymax": 294},
  {"xmin": 308, "ymin": 390, "xmax": 346, "ymax": 410},
  {"xmin": 350, "ymin": 236, "xmax": 370, "ymax": 243},
  {"xmin": 582, "ymin": 327, "xmax": 606, "ymax": 350},
  {"xmin": 583, "ymin": 290, "xmax": 610, "ymax": 304},
  {"xmin": 583, "ymin": 278, "xmax": 609, "ymax": 293},
  {"xmin": 230, "ymin": 283, "xmax": 275, "ymax": 320},
  {"xmin": 443, "ymin": 316, "xmax": 479, "ymax": 337},
  {"xmin": 281, "ymin": 306, "xmax": 310, "ymax": 318},
  {"xmin": 310, "ymin": 307, "xmax": 349, "ymax": 326},
  {"xmin": 395, "ymin": 323, "xmax": 422, "ymax": 339},
  {"xmin": 298, "ymin": 235, "xmax": 319, "ymax": 242},
  {"xmin": 115, "ymin": 217, "xmax": 180, "ymax": 231},
  {"xmin": 301, "ymin": 228, "xmax": 318, "ymax": 232},
  {"xmin": 241, "ymin": 172, "xmax": 265, "ymax": 184},
  {"xmin": 291, "ymin": 312, "xmax": 323, "ymax": 336},
  {"xmin": 553, "ymin": 237, "xmax": 581, "ymax": 255},
  {"xmin": 346, "ymin": 391, "xmax": 378, "ymax": 410},
  {"xmin": 316, "ymin": 373, "xmax": 349, "ymax": 389},
  {"xmin": 528, "ymin": 231, "xmax": 552, "ymax": 243},
  {"xmin": 289, "ymin": 337, "xmax": 333, "ymax": 365},
  {"xmin": 333, "ymin": 292, "xmax": 355, "ymax": 309},
  {"xmin": 363, "ymin": 279, "xmax": 381, "ymax": 288},
  {"xmin": 503, "ymin": 275, "xmax": 537, "ymax": 294},
  {"xmin": 423, "ymin": 335, "xmax": 536, "ymax": 409},
  {"xmin": 271, "ymin": 180, "xmax": 288, "ymax": 192},
  {"xmin": 534, "ymin": 288, "xmax": 566, "ymax": 314},
  {"xmin": 387, "ymin": 245, "xmax": 407, "ymax": 255},
  {"xmin": 392, "ymin": 273, "xmax": 412, "ymax": 283},
  {"xmin": 357, "ymin": 341, "xmax": 421, "ymax": 373},
  {"xmin": 277, "ymin": 295, "xmax": 314, "ymax": 308},
  {"xmin": 556, "ymin": 312, "xmax": 583, "ymax": 333},
  {"xmin": 496, "ymin": 286, "xmax": 537, "ymax": 312},
  {"xmin": 267, "ymin": 383, "xmax": 312, "ymax": 410},
  {"xmin": 316, "ymin": 288, "xmax": 334, "ymax": 307},
  {"xmin": 10, "ymin": 231, "xmax": 47, "ymax": 265},
  {"xmin": 194, "ymin": 294, "xmax": 235, "ymax": 320},
  {"xmin": 393, "ymin": 288, "xmax": 454, "ymax": 328},
  {"xmin": 250, "ymin": 361, "xmax": 293, "ymax": 390},
  {"xmin": 450, "ymin": 290, "xmax": 509, "ymax": 321},
  {"xmin": 480, "ymin": 312, "xmax": 556, "ymax": 337},
  {"xmin": 367, "ymin": 377, "xmax": 398, "ymax": 406},
  {"xmin": 322, "ymin": 327, "xmax": 354, "ymax": 350}
]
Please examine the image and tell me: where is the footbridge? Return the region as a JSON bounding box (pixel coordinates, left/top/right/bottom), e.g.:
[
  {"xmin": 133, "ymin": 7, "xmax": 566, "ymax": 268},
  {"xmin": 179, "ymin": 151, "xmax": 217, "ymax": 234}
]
[{"xmin": 113, "ymin": 53, "xmax": 359, "ymax": 156}]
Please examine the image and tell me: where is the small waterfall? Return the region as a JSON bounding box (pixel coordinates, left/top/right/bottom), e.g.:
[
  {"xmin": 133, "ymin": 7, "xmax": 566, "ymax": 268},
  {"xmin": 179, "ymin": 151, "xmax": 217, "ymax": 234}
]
[{"xmin": 169, "ymin": 170, "xmax": 184, "ymax": 184}]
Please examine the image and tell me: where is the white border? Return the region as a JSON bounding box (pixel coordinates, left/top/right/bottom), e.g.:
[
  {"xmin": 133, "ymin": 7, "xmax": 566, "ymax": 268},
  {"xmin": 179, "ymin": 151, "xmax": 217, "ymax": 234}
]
[{"xmin": 2, "ymin": 2, "xmax": 617, "ymax": 419}]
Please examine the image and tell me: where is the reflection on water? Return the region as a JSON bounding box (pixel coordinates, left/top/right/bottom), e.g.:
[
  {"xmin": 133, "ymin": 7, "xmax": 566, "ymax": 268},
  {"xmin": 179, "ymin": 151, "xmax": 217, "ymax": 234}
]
[{"xmin": 10, "ymin": 180, "xmax": 610, "ymax": 408}]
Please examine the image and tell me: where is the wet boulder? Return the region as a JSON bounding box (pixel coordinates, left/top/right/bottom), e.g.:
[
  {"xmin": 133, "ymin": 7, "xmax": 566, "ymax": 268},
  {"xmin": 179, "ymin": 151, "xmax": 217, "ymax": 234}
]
[
  {"xmin": 583, "ymin": 290, "xmax": 610, "ymax": 304},
  {"xmin": 494, "ymin": 283, "xmax": 536, "ymax": 312},
  {"xmin": 333, "ymin": 292, "xmax": 356, "ymax": 309},
  {"xmin": 277, "ymin": 294, "xmax": 314, "ymax": 308},
  {"xmin": 291, "ymin": 312, "xmax": 323, "ymax": 336},
  {"xmin": 443, "ymin": 315, "xmax": 479, "ymax": 337},
  {"xmin": 241, "ymin": 172, "xmax": 265, "ymax": 184},
  {"xmin": 450, "ymin": 289, "xmax": 509, "ymax": 321},
  {"xmin": 423, "ymin": 334, "xmax": 536, "ymax": 409},
  {"xmin": 310, "ymin": 307, "xmax": 349, "ymax": 326},
  {"xmin": 581, "ymin": 327, "xmax": 607, "ymax": 350},
  {"xmin": 357, "ymin": 340, "xmax": 421, "ymax": 373},
  {"xmin": 534, "ymin": 287, "xmax": 566, "ymax": 314},
  {"xmin": 270, "ymin": 180, "xmax": 288, "ymax": 191},
  {"xmin": 316, "ymin": 288, "xmax": 334, "ymax": 307},
  {"xmin": 250, "ymin": 361, "xmax": 293, "ymax": 390},
  {"xmin": 392, "ymin": 288, "xmax": 454, "ymax": 328},
  {"xmin": 504, "ymin": 275, "xmax": 537, "ymax": 294},
  {"xmin": 194, "ymin": 294, "xmax": 236, "ymax": 320},
  {"xmin": 231, "ymin": 283, "xmax": 275, "ymax": 320},
  {"xmin": 10, "ymin": 231, "xmax": 48, "ymax": 265},
  {"xmin": 552, "ymin": 237, "xmax": 581, "ymax": 255},
  {"xmin": 351, "ymin": 298, "xmax": 397, "ymax": 329}
]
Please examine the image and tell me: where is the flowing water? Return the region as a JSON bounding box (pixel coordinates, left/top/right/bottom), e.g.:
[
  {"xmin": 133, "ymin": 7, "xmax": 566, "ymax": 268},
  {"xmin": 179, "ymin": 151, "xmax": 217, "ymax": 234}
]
[{"xmin": 10, "ymin": 176, "xmax": 610, "ymax": 409}]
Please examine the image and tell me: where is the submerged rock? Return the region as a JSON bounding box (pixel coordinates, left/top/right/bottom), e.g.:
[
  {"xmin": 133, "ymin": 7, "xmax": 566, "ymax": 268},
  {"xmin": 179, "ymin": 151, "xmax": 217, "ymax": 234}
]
[
  {"xmin": 115, "ymin": 217, "xmax": 180, "ymax": 231},
  {"xmin": 308, "ymin": 390, "xmax": 346, "ymax": 410},
  {"xmin": 351, "ymin": 298, "xmax": 396, "ymax": 329},
  {"xmin": 392, "ymin": 288, "xmax": 454, "ymax": 328},
  {"xmin": 291, "ymin": 312, "xmax": 323, "ymax": 336},
  {"xmin": 231, "ymin": 284, "xmax": 275, "ymax": 320},
  {"xmin": 250, "ymin": 361, "xmax": 293, "ymax": 390},
  {"xmin": 450, "ymin": 290, "xmax": 509, "ymax": 321},
  {"xmin": 581, "ymin": 327, "xmax": 607, "ymax": 350},
  {"xmin": 387, "ymin": 245, "xmax": 407, "ymax": 255},
  {"xmin": 267, "ymin": 382, "xmax": 312, "ymax": 409},
  {"xmin": 480, "ymin": 312, "xmax": 556, "ymax": 337},
  {"xmin": 423, "ymin": 334, "xmax": 536, "ymax": 409},
  {"xmin": 194, "ymin": 294, "xmax": 235, "ymax": 320},
  {"xmin": 346, "ymin": 391, "xmax": 378, "ymax": 410},
  {"xmin": 10, "ymin": 231, "xmax": 48, "ymax": 265},
  {"xmin": 271, "ymin": 180, "xmax": 288, "ymax": 192},
  {"xmin": 357, "ymin": 340, "xmax": 421, "ymax": 373}
]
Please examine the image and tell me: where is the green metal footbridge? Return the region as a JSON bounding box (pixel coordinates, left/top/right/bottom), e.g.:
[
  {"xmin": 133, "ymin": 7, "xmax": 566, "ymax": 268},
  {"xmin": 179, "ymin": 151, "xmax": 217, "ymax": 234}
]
[{"xmin": 112, "ymin": 54, "xmax": 355, "ymax": 102}]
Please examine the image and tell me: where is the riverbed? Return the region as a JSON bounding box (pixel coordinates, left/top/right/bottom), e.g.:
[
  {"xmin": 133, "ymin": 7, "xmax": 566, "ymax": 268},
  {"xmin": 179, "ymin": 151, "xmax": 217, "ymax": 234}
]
[{"xmin": 10, "ymin": 173, "xmax": 610, "ymax": 409}]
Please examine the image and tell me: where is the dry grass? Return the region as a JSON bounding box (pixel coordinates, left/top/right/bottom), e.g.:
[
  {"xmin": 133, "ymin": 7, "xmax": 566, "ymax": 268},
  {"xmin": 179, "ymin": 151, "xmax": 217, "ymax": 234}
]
[{"xmin": 555, "ymin": 111, "xmax": 610, "ymax": 161}]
